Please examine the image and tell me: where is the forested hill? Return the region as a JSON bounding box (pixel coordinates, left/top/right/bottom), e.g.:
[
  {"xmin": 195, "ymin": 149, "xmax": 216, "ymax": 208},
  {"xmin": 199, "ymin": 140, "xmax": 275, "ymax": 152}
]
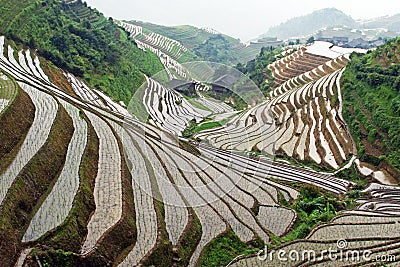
[
  {"xmin": 341, "ymin": 37, "xmax": 400, "ymax": 180},
  {"xmin": 0, "ymin": 0, "xmax": 164, "ymax": 104}
]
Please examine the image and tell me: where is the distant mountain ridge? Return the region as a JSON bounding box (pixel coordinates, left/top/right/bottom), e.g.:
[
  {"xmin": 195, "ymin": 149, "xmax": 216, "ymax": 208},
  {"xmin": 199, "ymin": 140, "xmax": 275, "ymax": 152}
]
[
  {"xmin": 358, "ymin": 13, "xmax": 400, "ymax": 32},
  {"xmin": 261, "ymin": 8, "xmax": 356, "ymax": 40},
  {"xmin": 259, "ymin": 8, "xmax": 400, "ymax": 42}
]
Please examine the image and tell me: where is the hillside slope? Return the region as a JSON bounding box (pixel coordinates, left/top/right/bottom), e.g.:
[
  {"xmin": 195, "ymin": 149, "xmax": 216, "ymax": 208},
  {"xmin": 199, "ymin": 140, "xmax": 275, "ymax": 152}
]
[
  {"xmin": 127, "ymin": 20, "xmax": 268, "ymax": 64},
  {"xmin": 341, "ymin": 37, "xmax": 400, "ymax": 182},
  {"xmin": 0, "ymin": 0, "xmax": 164, "ymax": 103},
  {"xmin": 195, "ymin": 41, "xmax": 362, "ymax": 171},
  {"xmin": 130, "ymin": 20, "xmax": 238, "ymax": 50},
  {"xmin": 231, "ymin": 38, "xmax": 400, "ymax": 181},
  {"xmin": 0, "ymin": 35, "xmax": 358, "ymax": 267},
  {"xmin": 1, "ymin": 35, "xmax": 400, "ymax": 267}
]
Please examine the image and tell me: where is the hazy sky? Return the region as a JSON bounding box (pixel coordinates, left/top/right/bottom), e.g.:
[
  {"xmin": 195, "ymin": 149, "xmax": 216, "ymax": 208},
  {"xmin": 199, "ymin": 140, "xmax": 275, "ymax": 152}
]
[{"xmin": 85, "ymin": 0, "xmax": 400, "ymax": 41}]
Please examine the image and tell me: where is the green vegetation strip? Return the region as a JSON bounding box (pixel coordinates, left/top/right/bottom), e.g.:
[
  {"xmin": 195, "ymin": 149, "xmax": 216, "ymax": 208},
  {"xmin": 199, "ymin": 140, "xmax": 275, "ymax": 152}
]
[
  {"xmin": 195, "ymin": 121, "xmax": 224, "ymax": 132},
  {"xmin": 237, "ymin": 46, "xmax": 280, "ymax": 93},
  {"xmin": 198, "ymin": 229, "xmax": 262, "ymax": 267},
  {"xmin": 341, "ymin": 38, "xmax": 400, "ymax": 175},
  {"xmin": 183, "ymin": 113, "xmax": 237, "ymax": 138},
  {"xmin": 278, "ymin": 185, "xmax": 357, "ymax": 244}
]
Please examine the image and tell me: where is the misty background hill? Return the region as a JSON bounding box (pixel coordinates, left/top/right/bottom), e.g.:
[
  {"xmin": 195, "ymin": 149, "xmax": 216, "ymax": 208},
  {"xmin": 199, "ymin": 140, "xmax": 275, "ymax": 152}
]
[
  {"xmin": 259, "ymin": 8, "xmax": 400, "ymax": 40},
  {"xmin": 260, "ymin": 8, "xmax": 356, "ymax": 40}
]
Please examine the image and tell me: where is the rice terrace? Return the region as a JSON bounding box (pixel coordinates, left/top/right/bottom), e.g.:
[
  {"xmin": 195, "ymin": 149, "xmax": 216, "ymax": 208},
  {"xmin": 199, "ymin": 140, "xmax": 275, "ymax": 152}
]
[{"xmin": 0, "ymin": 0, "xmax": 399, "ymax": 266}]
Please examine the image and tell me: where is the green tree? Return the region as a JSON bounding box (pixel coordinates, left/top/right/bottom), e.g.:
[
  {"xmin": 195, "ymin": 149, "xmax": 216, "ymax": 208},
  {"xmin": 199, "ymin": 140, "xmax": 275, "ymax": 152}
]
[{"xmin": 306, "ymin": 36, "xmax": 315, "ymax": 44}]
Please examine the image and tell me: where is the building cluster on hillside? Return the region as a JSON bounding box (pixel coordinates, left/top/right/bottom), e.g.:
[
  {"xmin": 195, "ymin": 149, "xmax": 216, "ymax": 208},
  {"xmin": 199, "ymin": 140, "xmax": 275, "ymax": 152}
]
[
  {"xmin": 201, "ymin": 27, "xmax": 220, "ymax": 35},
  {"xmin": 262, "ymin": 35, "xmax": 385, "ymax": 50},
  {"xmin": 317, "ymin": 36, "xmax": 386, "ymax": 49},
  {"xmin": 250, "ymin": 38, "xmax": 284, "ymax": 48}
]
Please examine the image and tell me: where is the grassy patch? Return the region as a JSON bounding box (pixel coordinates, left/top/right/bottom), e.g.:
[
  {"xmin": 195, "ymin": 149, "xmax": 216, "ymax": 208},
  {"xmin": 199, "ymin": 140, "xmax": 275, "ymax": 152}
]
[
  {"xmin": 335, "ymin": 165, "xmax": 369, "ymax": 189},
  {"xmin": 182, "ymin": 114, "xmax": 235, "ymax": 138},
  {"xmin": 198, "ymin": 229, "xmax": 262, "ymax": 267},
  {"xmin": 277, "ymin": 184, "xmax": 358, "ymax": 245},
  {"xmin": 30, "ymin": 248, "xmax": 77, "ymax": 267},
  {"xmin": 195, "ymin": 121, "xmax": 223, "ymax": 132}
]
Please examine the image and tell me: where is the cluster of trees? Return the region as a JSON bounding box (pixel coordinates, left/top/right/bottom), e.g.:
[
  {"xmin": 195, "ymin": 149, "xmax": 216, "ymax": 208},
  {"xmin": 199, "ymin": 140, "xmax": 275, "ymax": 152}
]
[
  {"xmin": 193, "ymin": 34, "xmax": 237, "ymax": 64},
  {"xmin": 236, "ymin": 46, "xmax": 280, "ymax": 94},
  {"xmin": 283, "ymin": 185, "xmax": 347, "ymax": 241},
  {"xmin": 341, "ymin": 38, "xmax": 400, "ymax": 171},
  {"xmin": 1, "ymin": 0, "xmax": 164, "ymax": 104}
]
